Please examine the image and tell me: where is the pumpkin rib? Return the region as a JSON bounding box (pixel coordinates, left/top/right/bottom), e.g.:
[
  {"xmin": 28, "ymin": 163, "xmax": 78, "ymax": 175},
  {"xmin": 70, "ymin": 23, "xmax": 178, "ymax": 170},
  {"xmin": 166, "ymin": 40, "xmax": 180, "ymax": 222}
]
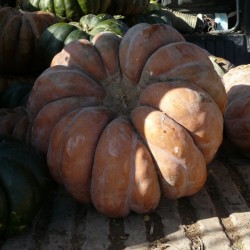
[
  {"xmin": 47, "ymin": 106, "xmax": 114, "ymax": 201},
  {"xmin": 0, "ymin": 7, "xmax": 58, "ymax": 74},
  {"xmin": 91, "ymin": 116, "xmax": 160, "ymax": 217},
  {"xmin": 24, "ymin": 11, "xmax": 55, "ymax": 54},
  {"xmin": 47, "ymin": 109, "xmax": 79, "ymax": 184},
  {"xmin": 138, "ymin": 80, "xmax": 224, "ymax": 164},
  {"xmin": 1, "ymin": 15, "xmax": 21, "ymax": 71},
  {"xmin": 138, "ymin": 42, "xmax": 226, "ymax": 112},
  {"xmin": 119, "ymin": 23, "xmax": 185, "ymax": 85},
  {"xmin": 129, "ymin": 131, "xmax": 160, "ymax": 214},
  {"xmin": 51, "ymin": 39, "xmax": 107, "ymax": 82},
  {"xmin": 35, "ymin": 11, "xmax": 58, "ymax": 28},
  {"xmin": 27, "ymin": 65, "xmax": 105, "ymax": 121},
  {"xmin": 224, "ymin": 96, "xmax": 250, "ymax": 120},
  {"xmin": 15, "ymin": 14, "xmax": 35, "ymax": 71},
  {"xmin": 92, "ymin": 32, "xmax": 122, "ymax": 84},
  {"xmin": 91, "ymin": 117, "xmax": 134, "ymax": 217},
  {"xmin": 59, "ymin": 107, "xmax": 113, "ymax": 203},
  {"xmin": 30, "ymin": 96, "xmax": 102, "ymax": 155},
  {"xmin": 131, "ymin": 106, "xmax": 207, "ymax": 199}
]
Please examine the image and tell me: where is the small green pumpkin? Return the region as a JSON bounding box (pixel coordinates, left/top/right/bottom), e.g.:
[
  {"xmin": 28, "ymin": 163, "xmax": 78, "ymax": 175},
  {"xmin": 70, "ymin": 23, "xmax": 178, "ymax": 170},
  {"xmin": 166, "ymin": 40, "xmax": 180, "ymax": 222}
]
[
  {"xmin": 79, "ymin": 13, "xmax": 129, "ymax": 38},
  {"xmin": 39, "ymin": 14, "xmax": 129, "ymax": 66}
]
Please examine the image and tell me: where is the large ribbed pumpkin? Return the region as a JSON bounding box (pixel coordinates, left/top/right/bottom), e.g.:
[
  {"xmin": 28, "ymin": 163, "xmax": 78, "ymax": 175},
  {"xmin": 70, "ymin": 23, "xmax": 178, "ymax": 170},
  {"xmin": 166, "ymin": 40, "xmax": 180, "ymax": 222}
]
[
  {"xmin": 27, "ymin": 23, "xmax": 226, "ymax": 218},
  {"xmin": 223, "ymin": 64, "xmax": 250, "ymax": 157},
  {"xmin": 0, "ymin": 7, "xmax": 58, "ymax": 74}
]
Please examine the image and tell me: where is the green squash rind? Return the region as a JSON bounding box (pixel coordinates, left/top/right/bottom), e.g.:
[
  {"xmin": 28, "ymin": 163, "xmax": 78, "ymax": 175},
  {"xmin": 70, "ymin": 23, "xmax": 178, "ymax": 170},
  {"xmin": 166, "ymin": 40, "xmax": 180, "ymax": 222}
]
[
  {"xmin": 0, "ymin": 82, "xmax": 33, "ymax": 109},
  {"xmin": 64, "ymin": 29, "xmax": 89, "ymax": 45},
  {"xmin": 0, "ymin": 158, "xmax": 42, "ymax": 236},
  {"xmin": 0, "ymin": 142, "xmax": 52, "ymax": 196},
  {"xmin": 39, "ymin": 22, "xmax": 78, "ymax": 65},
  {"xmin": 89, "ymin": 18, "xmax": 129, "ymax": 38},
  {"xmin": 0, "ymin": 185, "xmax": 8, "ymax": 236},
  {"xmin": 79, "ymin": 13, "xmax": 114, "ymax": 31},
  {"xmin": 22, "ymin": 0, "xmax": 149, "ymax": 21}
]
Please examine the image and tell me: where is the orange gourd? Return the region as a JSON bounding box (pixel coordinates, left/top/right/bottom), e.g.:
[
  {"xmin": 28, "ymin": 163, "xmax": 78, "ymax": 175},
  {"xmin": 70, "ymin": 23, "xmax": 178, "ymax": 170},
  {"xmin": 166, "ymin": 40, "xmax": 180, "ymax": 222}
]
[
  {"xmin": 0, "ymin": 7, "xmax": 59, "ymax": 74},
  {"xmin": 27, "ymin": 23, "xmax": 226, "ymax": 217},
  {"xmin": 223, "ymin": 64, "xmax": 250, "ymax": 157}
]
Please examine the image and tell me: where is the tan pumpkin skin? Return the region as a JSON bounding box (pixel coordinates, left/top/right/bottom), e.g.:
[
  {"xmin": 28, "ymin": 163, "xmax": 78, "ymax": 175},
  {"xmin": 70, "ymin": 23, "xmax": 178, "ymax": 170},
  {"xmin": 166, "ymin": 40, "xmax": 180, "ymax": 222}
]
[
  {"xmin": 27, "ymin": 66, "xmax": 105, "ymax": 121},
  {"xmin": 131, "ymin": 106, "xmax": 207, "ymax": 198},
  {"xmin": 30, "ymin": 96, "xmax": 102, "ymax": 155},
  {"xmin": 223, "ymin": 64, "xmax": 250, "ymax": 157},
  {"xmin": 91, "ymin": 117, "xmax": 160, "ymax": 217},
  {"xmin": 27, "ymin": 24, "xmax": 226, "ymax": 217},
  {"xmin": 139, "ymin": 81, "xmax": 224, "ymax": 164},
  {"xmin": 0, "ymin": 7, "xmax": 58, "ymax": 74},
  {"xmin": 51, "ymin": 40, "xmax": 106, "ymax": 82},
  {"xmin": 47, "ymin": 107, "xmax": 113, "ymax": 202},
  {"xmin": 91, "ymin": 32, "xmax": 122, "ymax": 83},
  {"xmin": 118, "ymin": 23, "xmax": 186, "ymax": 85},
  {"xmin": 138, "ymin": 42, "xmax": 226, "ymax": 112}
]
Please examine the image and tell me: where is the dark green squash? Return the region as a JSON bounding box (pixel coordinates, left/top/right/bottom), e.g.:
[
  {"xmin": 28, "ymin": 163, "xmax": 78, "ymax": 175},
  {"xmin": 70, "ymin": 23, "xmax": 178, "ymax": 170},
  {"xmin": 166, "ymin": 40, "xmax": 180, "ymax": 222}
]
[
  {"xmin": 0, "ymin": 136, "xmax": 53, "ymax": 238},
  {"xmin": 39, "ymin": 22, "xmax": 89, "ymax": 66},
  {"xmin": 0, "ymin": 185, "xmax": 8, "ymax": 236},
  {"xmin": 0, "ymin": 158, "xmax": 42, "ymax": 236},
  {"xmin": 80, "ymin": 14, "xmax": 129, "ymax": 38},
  {"xmin": 0, "ymin": 142, "xmax": 52, "ymax": 193},
  {"xmin": 0, "ymin": 82, "xmax": 33, "ymax": 108}
]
